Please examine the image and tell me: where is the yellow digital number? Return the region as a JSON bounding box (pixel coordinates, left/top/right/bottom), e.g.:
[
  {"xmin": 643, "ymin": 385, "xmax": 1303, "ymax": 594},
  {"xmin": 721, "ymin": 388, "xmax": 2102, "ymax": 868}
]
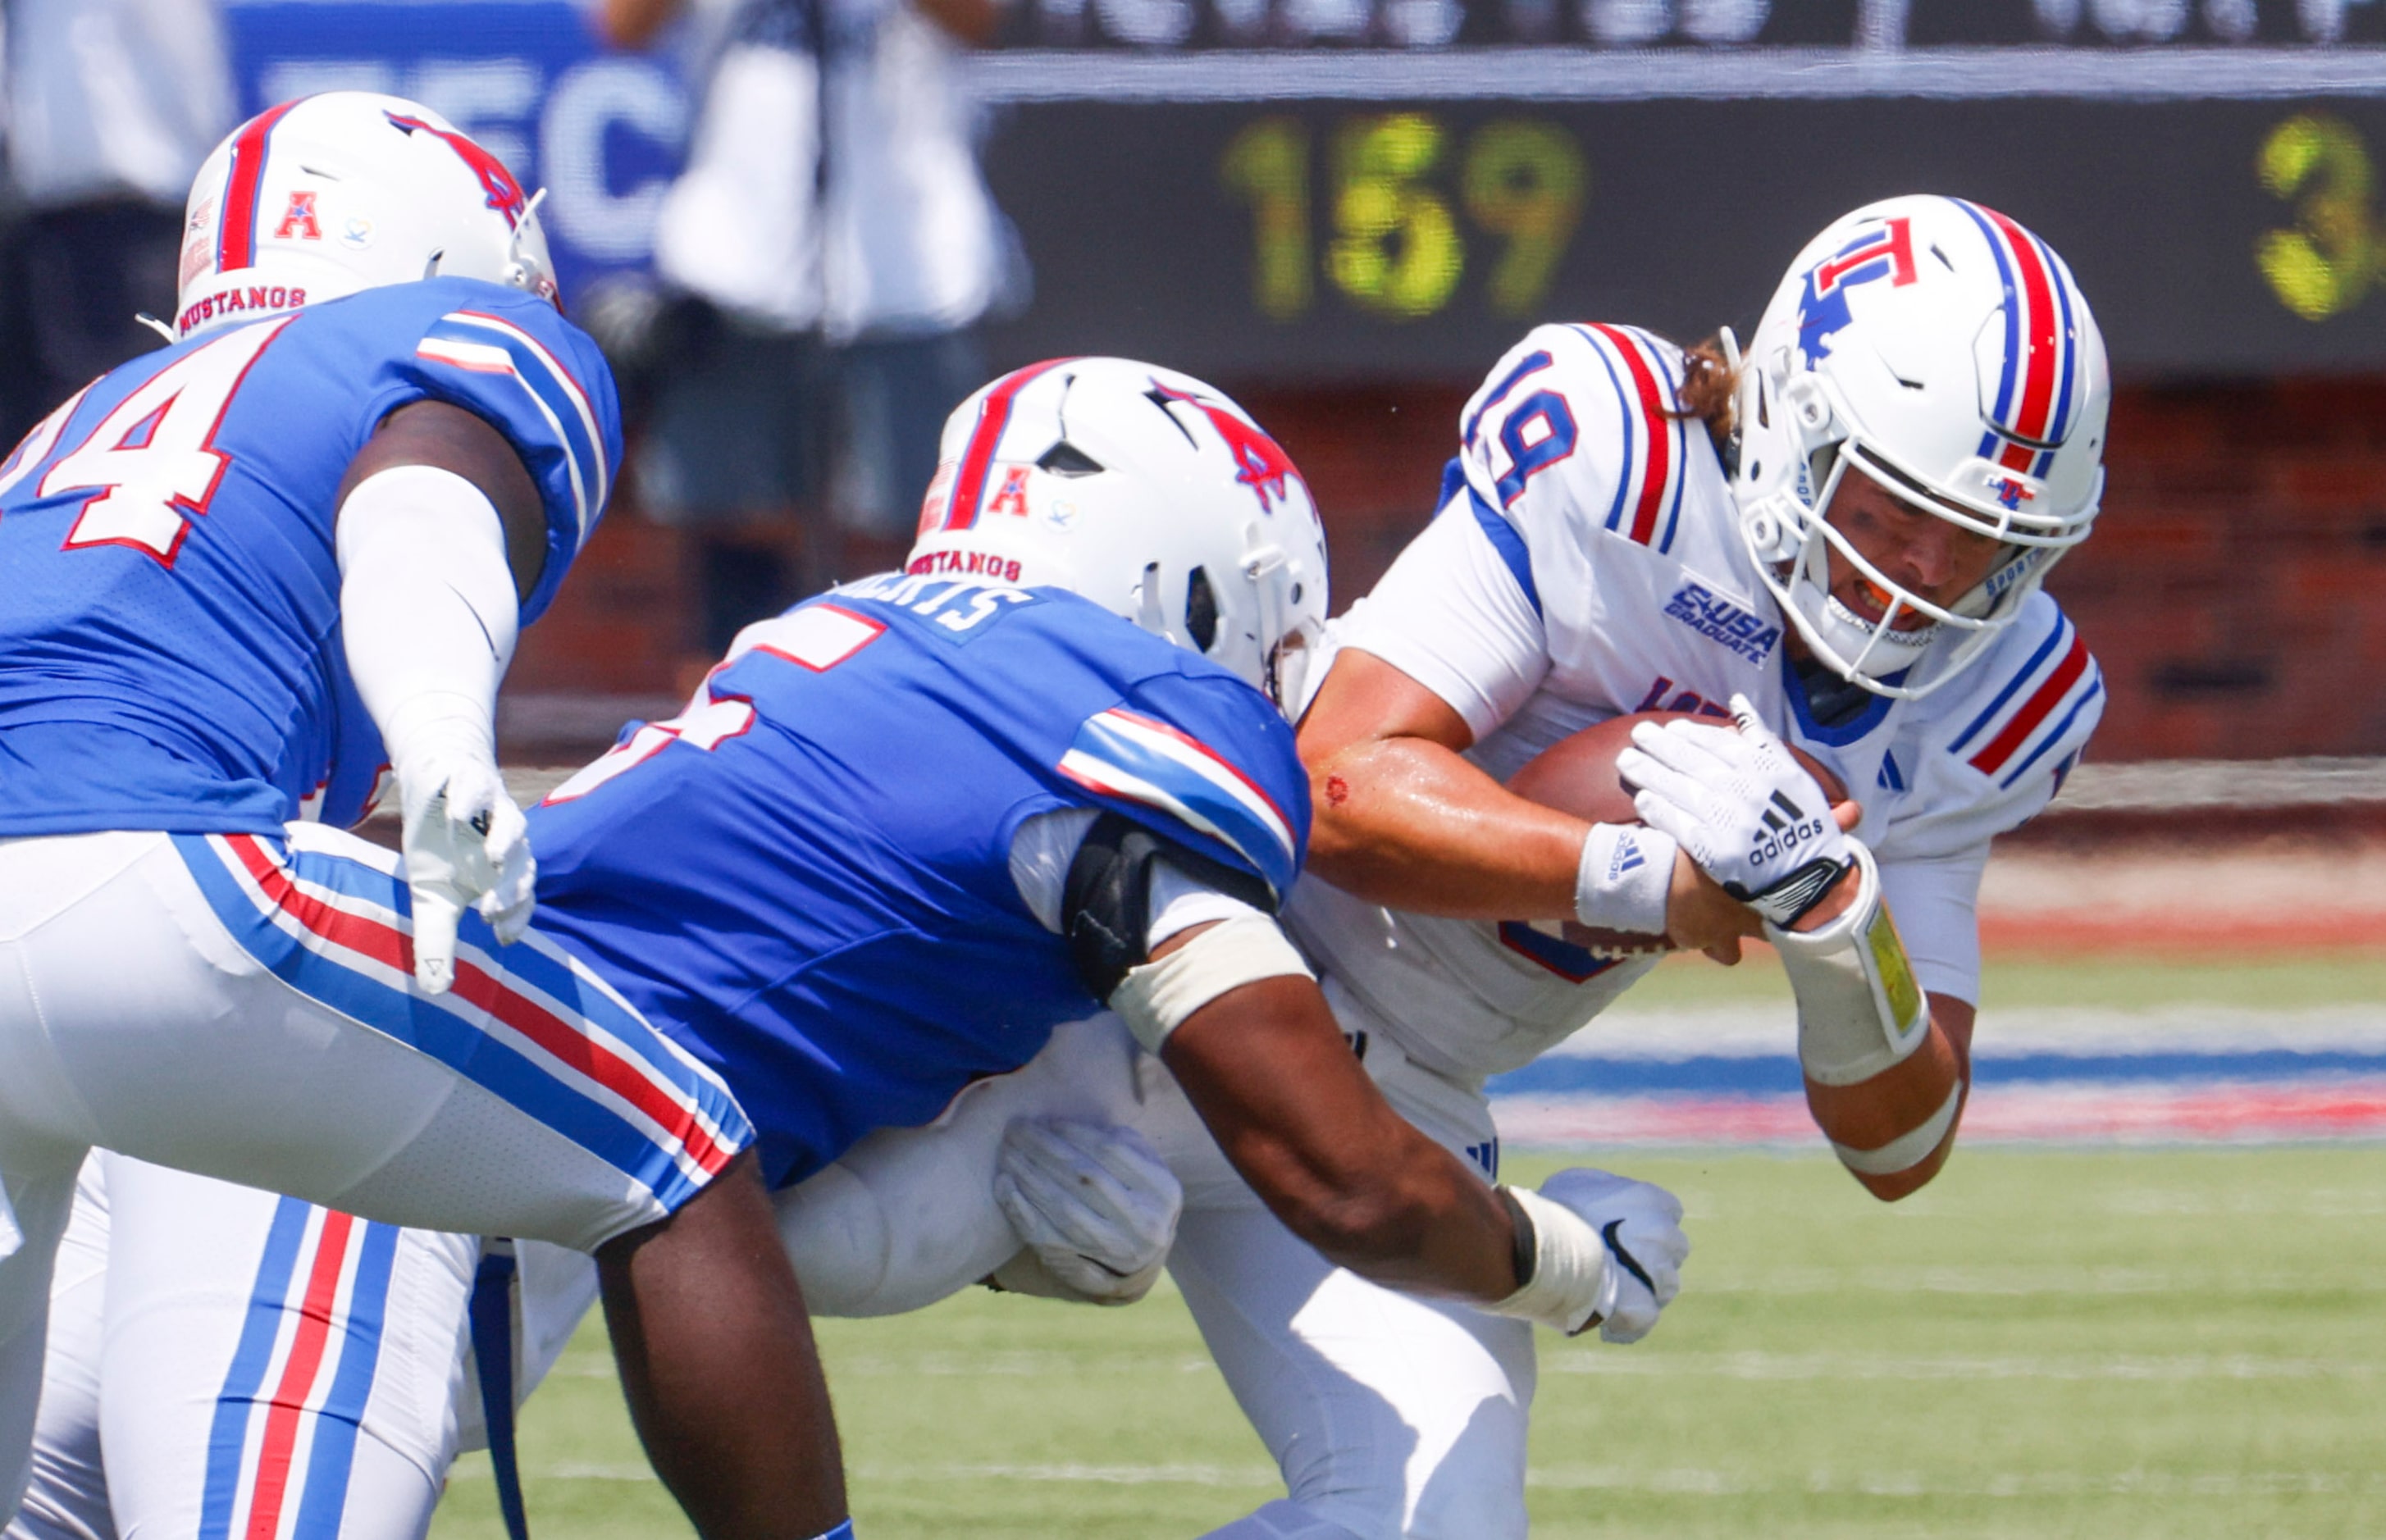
[
  {"xmin": 1220, "ymin": 117, "xmax": 1313, "ymax": 322},
  {"xmin": 2256, "ymin": 112, "xmax": 2384, "ymax": 321},
  {"xmin": 1219, "ymin": 113, "xmax": 1588, "ymax": 323},
  {"xmin": 1462, "ymin": 120, "xmax": 1588, "ymax": 317},
  {"xmin": 1326, "ymin": 113, "xmax": 1464, "ymax": 320}
]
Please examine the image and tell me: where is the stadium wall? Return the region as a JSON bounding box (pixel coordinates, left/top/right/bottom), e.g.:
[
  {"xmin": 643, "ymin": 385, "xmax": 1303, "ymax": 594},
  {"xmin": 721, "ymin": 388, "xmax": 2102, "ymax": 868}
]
[{"xmin": 508, "ymin": 376, "xmax": 2386, "ymax": 764}]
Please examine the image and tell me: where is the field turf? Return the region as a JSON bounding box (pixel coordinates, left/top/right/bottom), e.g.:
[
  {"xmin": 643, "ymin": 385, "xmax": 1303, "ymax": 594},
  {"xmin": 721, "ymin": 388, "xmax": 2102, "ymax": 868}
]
[{"xmin": 430, "ymin": 957, "xmax": 2386, "ymax": 1538}]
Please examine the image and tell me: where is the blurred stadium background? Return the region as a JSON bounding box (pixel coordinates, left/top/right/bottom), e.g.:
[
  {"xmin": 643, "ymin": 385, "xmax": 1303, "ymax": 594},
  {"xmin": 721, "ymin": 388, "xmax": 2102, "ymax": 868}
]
[{"xmin": 14, "ymin": 0, "xmax": 2386, "ymax": 1533}]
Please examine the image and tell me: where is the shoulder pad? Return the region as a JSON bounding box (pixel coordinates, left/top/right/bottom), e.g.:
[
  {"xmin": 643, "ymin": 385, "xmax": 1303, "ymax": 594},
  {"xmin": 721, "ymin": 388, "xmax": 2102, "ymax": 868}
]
[{"xmin": 1458, "ymin": 322, "xmax": 1700, "ymax": 560}]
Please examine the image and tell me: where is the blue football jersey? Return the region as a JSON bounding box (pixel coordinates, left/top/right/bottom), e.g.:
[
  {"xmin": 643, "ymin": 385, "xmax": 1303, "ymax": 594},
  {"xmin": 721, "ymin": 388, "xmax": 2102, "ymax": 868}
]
[
  {"xmin": 0, "ymin": 278, "xmax": 619, "ymax": 836},
  {"xmin": 527, "ymin": 572, "xmax": 1310, "ymax": 1187}
]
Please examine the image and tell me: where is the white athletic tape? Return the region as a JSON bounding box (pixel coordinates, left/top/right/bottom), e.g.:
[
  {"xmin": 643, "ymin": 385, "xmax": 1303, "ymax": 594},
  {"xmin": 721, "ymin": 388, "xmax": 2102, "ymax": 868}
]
[
  {"xmin": 1767, "ymin": 843, "xmax": 1931, "ymax": 1087},
  {"xmin": 1830, "ymin": 1080, "xmax": 1966, "ymax": 1176},
  {"xmin": 1489, "ymin": 1186, "xmax": 1613, "ymax": 1336},
  {"xmin": 1110, "ymin": 915, "xmax": 1314, "ymax": 1054}
]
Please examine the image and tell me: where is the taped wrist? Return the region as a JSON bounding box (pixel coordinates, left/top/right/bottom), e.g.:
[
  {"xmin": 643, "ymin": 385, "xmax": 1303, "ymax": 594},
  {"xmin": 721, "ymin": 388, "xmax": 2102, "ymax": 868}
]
[
  {"xmin": 1767, "ymin": 842, "xmax": 1930, "ymax": 1087},
  {"xmin": 1574, "ymin": 822, "xmax": 1676, "ymax": 935},
  {"xmin": 1110, "ymin": 916, "xmax": 1313, "ymax": 1054},
  {"xmin": 1486, "ymin": 1186, "xmax": 1613, "ymax": 1335},
  {"xmin": 337, "ymin": 465, "xmax": 518, "ymax": 768},
  {"xmin": 1832, "ymin": 1081, "xmax": 1966, "ymax": 1176}
]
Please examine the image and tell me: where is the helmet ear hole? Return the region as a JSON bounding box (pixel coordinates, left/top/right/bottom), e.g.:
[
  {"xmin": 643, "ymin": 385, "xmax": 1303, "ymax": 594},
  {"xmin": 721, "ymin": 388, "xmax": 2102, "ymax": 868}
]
[{"xmin": 1185, "ymin": 567, "xmax": 1220, "ymax": 653}]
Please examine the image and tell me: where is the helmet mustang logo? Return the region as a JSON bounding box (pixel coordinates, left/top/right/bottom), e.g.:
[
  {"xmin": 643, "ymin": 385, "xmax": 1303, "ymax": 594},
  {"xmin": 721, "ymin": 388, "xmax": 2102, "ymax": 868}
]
[
  {"xmin": 1796, "ymin": 216, "xmax": 1917, "ymax": 367},
  {"xmin": 1147, "ymin": 382, "xmax": 1305, "ymax": 516},
  {"xmin": 385, "ymin": 112, "xmax": 529, "ymax": 229}
]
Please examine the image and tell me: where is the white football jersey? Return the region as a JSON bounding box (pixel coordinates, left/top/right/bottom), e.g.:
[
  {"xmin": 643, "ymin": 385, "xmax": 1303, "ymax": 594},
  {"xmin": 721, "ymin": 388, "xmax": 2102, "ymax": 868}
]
[{"xmin": 1288, "ymin": 322, "xmax": 2105, "ymax": 1085}]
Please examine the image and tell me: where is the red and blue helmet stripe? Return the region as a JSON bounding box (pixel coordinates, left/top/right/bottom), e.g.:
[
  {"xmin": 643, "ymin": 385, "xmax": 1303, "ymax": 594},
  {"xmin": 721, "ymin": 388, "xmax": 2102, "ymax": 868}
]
[
  {"xmin": 1954, "ymin": 199, "xmax": 2087, "ymax": 481},
  {"xmin": 214, "ymin": 101, "xmax": 301, "ymax": 276}
]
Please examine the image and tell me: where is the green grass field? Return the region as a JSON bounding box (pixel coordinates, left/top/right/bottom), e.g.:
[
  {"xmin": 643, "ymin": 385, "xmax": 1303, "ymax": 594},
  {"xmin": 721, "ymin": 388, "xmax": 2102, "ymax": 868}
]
[{"xmin": 430, "ymin": 957, "xmax": 2386, "ymax": 1538}]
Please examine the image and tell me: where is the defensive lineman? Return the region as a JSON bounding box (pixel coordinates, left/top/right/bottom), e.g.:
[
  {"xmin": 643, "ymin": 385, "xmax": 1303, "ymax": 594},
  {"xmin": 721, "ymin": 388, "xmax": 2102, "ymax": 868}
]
[
  {"xmin": 11, "ymin": 359, "xmax": 1693, "ymax": 1537},
  {"xmin": 0, "ymin": 93, "xmax": 846, "ymax": 1537}
]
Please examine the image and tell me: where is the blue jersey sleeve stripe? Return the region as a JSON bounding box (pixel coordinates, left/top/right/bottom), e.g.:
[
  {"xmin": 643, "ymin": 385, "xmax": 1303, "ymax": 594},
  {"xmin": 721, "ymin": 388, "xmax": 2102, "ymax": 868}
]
[
  {"xmin": 423, "ymin": 312, "xmax": 607, "ymax": 549},
  {"xmin": 1061, "ymin": 709, "xmax": 1298, "ymax": 897},
  {"xmin": 1948, "ymin": 614, "xmax": 2070, "ymax": 754},
  {"xmin": 1467, "ymin": 487, "xmax": 1543, "ymax": 620},
  {"xmin": 1998, "ymin": 672, "xmax": 2102, "ymax": 790}
]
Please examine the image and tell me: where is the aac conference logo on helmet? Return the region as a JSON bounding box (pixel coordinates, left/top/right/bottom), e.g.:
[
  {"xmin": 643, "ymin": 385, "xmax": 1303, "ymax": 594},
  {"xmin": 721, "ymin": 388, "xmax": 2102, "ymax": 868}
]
[{"xmin": 1795, "ymin": 216, "xmax": 1918, "ymax": 368}]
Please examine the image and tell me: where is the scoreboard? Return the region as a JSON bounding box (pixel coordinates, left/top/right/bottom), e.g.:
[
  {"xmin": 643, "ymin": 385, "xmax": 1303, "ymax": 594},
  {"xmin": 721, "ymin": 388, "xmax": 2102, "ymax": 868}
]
[{"xmin": 975, "ymin": 80, "xmax": 2386, "ymax": 379}]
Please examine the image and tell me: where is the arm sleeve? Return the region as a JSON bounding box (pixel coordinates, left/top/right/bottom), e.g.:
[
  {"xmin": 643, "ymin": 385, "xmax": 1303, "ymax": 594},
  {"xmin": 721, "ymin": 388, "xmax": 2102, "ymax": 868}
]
[{"xmin": 392, "ymin": 288, "xmax": 624, "ymax": 625}]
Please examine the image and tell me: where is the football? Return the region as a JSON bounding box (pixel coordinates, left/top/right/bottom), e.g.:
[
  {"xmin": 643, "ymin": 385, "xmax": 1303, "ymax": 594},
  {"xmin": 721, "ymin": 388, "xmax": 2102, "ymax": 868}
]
[{"xmin": 1505, "ymin": 710, "xmax": 1850, "ymax": 955}]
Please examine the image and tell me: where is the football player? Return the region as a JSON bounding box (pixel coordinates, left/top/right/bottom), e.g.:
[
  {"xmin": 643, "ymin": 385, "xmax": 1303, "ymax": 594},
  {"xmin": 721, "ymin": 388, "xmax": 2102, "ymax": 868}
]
[
  {"xmin": 440, "ymin": 195, "xmax": 2110, "ymax": 1540},
  {"xmin": 1140, "ymin": 194, "xmax": 2109, "ymax": 1538},
  {"xmin": 0, "ymin": 93, "xmax": 846, "ymax": 1538},
  {"xmin": 10, "ymin": 359, "xmax": 1690, "ymax": 1539}
]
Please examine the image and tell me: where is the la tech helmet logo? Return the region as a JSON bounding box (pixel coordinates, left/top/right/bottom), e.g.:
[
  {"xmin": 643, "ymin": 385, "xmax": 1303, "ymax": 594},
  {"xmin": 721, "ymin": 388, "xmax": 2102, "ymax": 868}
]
[{"xmin": 1796, "ymin": 216, "xmax": 1917, "ymax": 367}]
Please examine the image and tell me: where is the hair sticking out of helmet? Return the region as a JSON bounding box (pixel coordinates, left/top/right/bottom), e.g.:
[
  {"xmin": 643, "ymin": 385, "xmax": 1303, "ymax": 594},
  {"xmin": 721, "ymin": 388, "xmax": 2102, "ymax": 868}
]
[
  {"xmin": 906, "ymin": 358, "xmax": 1330, "ymax": 715},
  {"xmin": 1731, "ymin": 195, "xmax": 2109, "ymax": 701},
  {"xmin": 176, "ymin": 92, "xmax": 559, "ymax": 339}
]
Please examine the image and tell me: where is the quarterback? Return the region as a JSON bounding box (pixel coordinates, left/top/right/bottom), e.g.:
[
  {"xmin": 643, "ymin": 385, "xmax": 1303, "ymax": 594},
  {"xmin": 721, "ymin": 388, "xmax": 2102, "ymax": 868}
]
[
  {"xmin": 0, "ymin": 94, "xmax": 843, "ymax": 1538},
  {"xmin": 10, "ymin": 360, "xmax": 1691, "ymax": 1538},
  {"xmin": 1157, "ymin": 194, "xmax": 2110, "ymax": 1538}
]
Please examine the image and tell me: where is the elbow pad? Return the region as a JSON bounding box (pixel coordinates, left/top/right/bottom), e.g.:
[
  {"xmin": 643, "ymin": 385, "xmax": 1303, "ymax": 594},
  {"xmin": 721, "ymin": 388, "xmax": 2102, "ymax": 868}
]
[{"xmin": 337, "ymin": 465, "xmax": 520, "ymax": 764}]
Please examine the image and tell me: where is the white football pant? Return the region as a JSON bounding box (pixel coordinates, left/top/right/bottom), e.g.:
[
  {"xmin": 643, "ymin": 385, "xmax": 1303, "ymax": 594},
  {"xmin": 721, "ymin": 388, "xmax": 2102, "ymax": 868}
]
[
  {"xmin": 10, "ymin": 1016, "xmax": 1142, "ymax": 1533},
  {"xmin": 0, "ymin": 826, "xmax": 750, "ymax": 1521}
]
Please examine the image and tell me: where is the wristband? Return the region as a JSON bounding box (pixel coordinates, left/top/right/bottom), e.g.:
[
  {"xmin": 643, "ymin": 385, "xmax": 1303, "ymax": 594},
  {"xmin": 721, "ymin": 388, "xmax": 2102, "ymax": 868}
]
[
  {"xmin": 1573, "ymin": 822, "xmax": 1676, "ymax": 936},
  {"xmin": 1485, "ymin": 1186, "xmax": 1613, "ymax": 1335}
]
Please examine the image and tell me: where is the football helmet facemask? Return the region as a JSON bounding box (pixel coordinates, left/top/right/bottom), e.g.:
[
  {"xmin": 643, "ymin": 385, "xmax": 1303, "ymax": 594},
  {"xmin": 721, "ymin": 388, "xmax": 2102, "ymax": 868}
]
[
  {"xmin": 906, "ymin": 358, "xmax": 1330, "ymax": 713},
  {"xmin": 1731, "ymin": 195, "xmax": 2110, "ymax": 700},
  {"xmin": 176, "ymin": 92, "xmax": 557, "ymax": 339}
]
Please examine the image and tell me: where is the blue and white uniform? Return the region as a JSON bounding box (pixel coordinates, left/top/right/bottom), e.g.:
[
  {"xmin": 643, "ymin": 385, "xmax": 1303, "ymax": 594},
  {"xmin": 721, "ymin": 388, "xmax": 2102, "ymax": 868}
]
[
  {"xmin": 0, "ymin": 278, "xmax": 755, "ymax": 1528},
  {"xmin": 1152, "ymin": 321, "xmax": 2104, "ymax": 1540},
  {"xmin": 531, "ymin": 569, "xmax": 1307, "ymax": 1188}
]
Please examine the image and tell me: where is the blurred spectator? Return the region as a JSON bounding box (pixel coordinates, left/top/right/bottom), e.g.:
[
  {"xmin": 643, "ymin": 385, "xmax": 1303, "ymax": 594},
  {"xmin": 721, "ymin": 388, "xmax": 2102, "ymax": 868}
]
[
  {"xmin": 0, "ymin": 0, "xmax": 235, "ymax": 444},
  {"xmin": 597, "ymin": 0, "xmax": 1015, "ymax": 664}
]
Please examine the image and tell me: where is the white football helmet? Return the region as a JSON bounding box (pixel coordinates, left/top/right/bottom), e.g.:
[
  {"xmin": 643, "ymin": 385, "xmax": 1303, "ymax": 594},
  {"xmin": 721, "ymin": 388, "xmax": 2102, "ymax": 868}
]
[
  {"xmin": 1732, "ymin": 195, "xmax": 2110, "ymax": 699},
  {"xmin": 906, "ymin": 358, "xmax": 1330, "ymax": 712},
  {"xmin": 176, "ymin": 92, "xmax": 557, "ymax": 339}
]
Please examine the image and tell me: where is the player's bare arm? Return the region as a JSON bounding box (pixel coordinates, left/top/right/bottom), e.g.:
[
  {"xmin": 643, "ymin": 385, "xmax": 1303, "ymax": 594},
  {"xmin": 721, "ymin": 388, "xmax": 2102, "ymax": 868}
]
[
  {"xmin": 337, "ymin": 399, "xmax": 547, "ymax": 599},
  {"xmin": 1298, "ymin": 649, "xmax": 1763, "ymax": 957},
  {"xmin": 1768, "ymin": 861, "xmax": 1978, "ymax": 1201},
  {"xmin": 1156, "ymin": 953, "xmax": 1520, "ymax": 1300}
]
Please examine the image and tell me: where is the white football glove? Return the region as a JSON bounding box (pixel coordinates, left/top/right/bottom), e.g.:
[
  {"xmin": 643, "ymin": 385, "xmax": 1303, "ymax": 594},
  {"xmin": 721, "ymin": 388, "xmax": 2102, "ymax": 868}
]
[
  {"xmin": 1537, "ymin": 1168, "xmax": 1689, "ymax": 1344},
  {"xmin": 992, "ymin": 1118, "xmax": 1181, "ymax": 1306},
  {"xmin": 1617, "ymin": 693, "xmax": 1855, "ymax": 927},
  {"xmin": 395, "ymin": 727, "xmax": 535, "ymax": 995}
]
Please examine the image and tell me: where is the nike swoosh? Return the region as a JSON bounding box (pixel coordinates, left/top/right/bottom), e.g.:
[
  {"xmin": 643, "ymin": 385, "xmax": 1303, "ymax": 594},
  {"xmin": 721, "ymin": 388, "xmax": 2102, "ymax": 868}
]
[{"xmin": 1601, "ymin": 1220, "xmax": 1655, "ymax": 1292}]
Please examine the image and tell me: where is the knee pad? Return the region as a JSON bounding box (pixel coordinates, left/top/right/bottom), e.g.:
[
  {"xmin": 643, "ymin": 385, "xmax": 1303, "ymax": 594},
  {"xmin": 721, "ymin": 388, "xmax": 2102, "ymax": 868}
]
[{"xmin": 1201, "ymin": 1499, "xmax": 1369, "ymax": 1540}]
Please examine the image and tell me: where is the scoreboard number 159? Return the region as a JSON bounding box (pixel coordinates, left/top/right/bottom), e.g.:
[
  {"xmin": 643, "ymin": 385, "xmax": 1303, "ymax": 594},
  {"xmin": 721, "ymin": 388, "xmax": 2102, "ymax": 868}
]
[{"xmin": 1220, "ymin": 113, "xmax": 1586, "ymax": 323}]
